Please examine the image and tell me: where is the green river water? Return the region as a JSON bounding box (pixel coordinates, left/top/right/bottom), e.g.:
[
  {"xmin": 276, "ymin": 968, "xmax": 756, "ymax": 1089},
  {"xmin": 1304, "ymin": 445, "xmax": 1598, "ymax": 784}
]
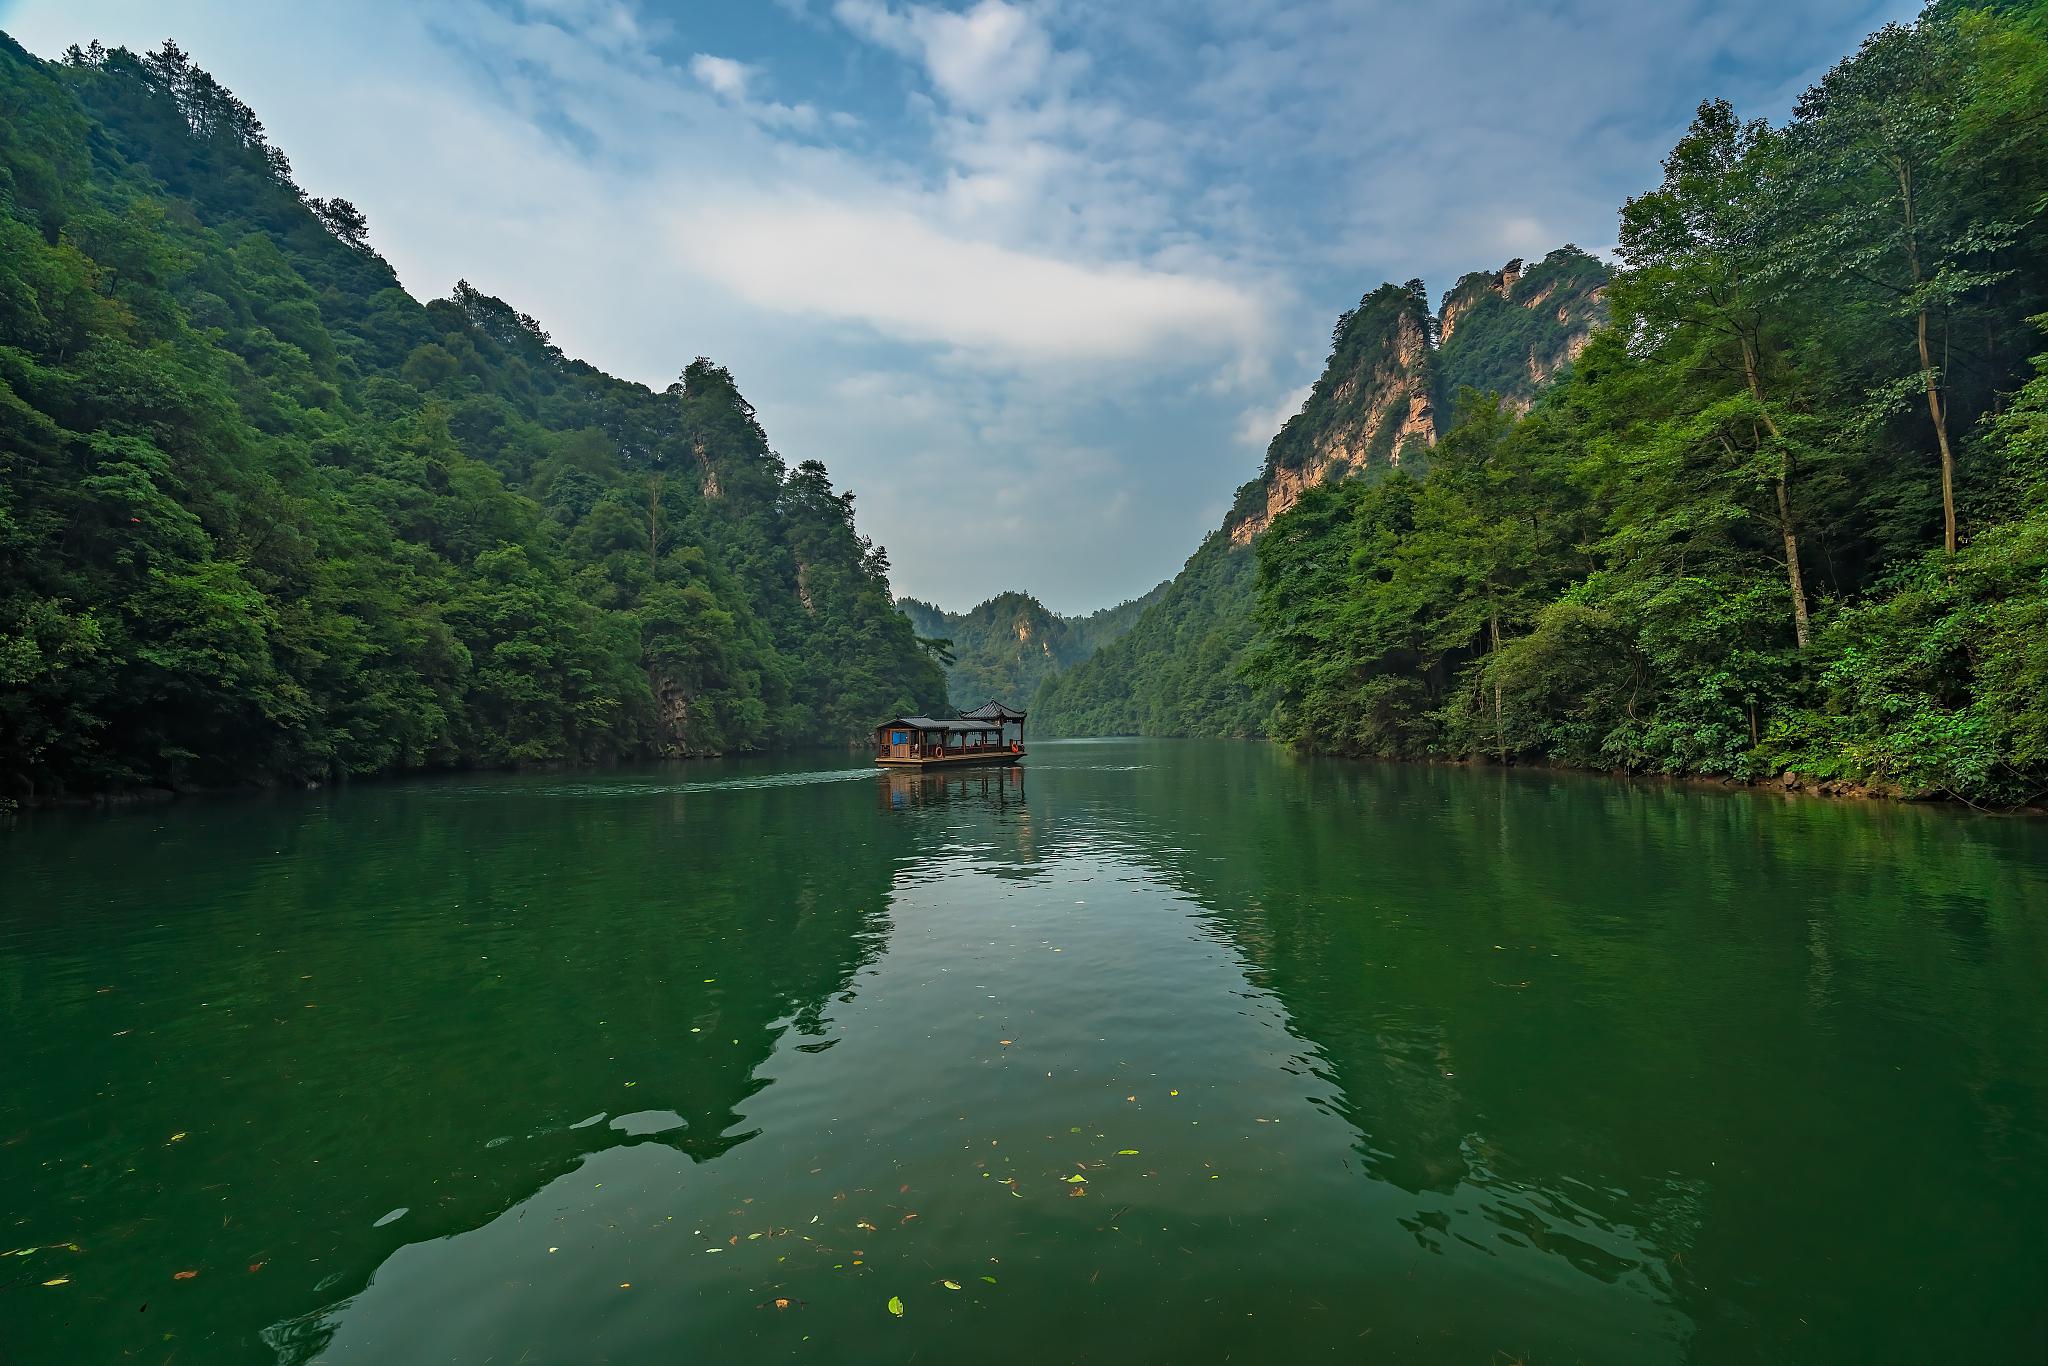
[{"xmin": 2, "ymin": 739, "xmax": 2045, "ymax": 1364}]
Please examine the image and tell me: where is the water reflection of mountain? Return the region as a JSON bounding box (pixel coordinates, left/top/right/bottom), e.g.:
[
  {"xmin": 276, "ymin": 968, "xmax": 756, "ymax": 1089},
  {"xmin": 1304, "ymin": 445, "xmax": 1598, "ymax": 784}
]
[
  {"xmin": 1030, "ymin": 741, "xmax": 2048, "ymax": 1361},
  {"xmin": 0, "ymin": 765, "xmax": 914, "ymax": 1366}
]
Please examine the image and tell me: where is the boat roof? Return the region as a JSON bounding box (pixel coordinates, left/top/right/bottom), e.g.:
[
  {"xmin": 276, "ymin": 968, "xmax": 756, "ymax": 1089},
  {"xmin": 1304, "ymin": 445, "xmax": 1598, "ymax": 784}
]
[
  {"xmin": 881, "ymin": 716, "xmax": 1004, "ymax": 733},
  {"xmin": 959, "ymin": 700, "xmax": 1027, "ymax": 720}
]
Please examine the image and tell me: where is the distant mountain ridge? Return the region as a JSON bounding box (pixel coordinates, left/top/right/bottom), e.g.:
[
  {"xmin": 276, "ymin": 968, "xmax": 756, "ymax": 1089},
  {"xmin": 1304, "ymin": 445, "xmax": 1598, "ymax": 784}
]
[
  {"xmin": 896, "ymin": 584, "xmax": 1166, "ymax": 711},
  {"xmin": 1033, "ymin": 246, "xmax": 1609, "ymax": 738}
]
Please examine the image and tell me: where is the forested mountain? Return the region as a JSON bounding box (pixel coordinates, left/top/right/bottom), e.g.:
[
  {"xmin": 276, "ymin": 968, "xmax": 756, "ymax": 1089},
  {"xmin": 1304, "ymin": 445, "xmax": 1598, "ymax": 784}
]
[
  {"xmin": 0, "ymin": 36, "xmax": 947, "ymax": 800},
  {"xmin": 1030, "ymin": 531, "xmax": 1266, "ymax": 737},
  {"xmin": 895, "ymin": 584, "xmax": 1163, "ymax": 710},
  {"xmin": 1249, "ymin": 4, "xmax": 2048, "ymax": 803},
  {"xmin": 1033, "ymin": 249, "xmax": 1610, "ymax": 738}
]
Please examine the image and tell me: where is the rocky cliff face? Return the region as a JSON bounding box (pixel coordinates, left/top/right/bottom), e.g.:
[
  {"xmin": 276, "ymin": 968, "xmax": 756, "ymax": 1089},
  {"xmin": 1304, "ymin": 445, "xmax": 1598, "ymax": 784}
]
[
  {"xmin": 1036, "ymin": 245, "xmax": 1608, "ymax": 740},
  {"xmin": 1224, "ymin": 247, "xmax": 1608, "ymax": 545},
  {"xmin": 1438, "ymin": 260, "xmax": 1517, "ymax": 345},
  {"xmin": 1435, "ymin": 245, "xmax": 1608, "ymax": 416},
  {"xmin": 1227, "ymin": 281, "xmax": 1439, "ymax": 545}
]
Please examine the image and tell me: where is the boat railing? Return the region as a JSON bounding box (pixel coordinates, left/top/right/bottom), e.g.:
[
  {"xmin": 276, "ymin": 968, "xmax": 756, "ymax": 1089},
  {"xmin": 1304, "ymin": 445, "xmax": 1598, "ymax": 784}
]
[{"xmin": 895, "ymin": 740, "xmax": 1020, "ymax": 758}]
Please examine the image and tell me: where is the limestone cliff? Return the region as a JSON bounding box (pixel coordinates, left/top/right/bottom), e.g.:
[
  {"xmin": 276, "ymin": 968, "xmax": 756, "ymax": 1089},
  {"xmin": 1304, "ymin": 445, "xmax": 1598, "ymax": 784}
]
[
  {"xmin": 1036, "ymin": 245, "xmax": 1608, "ymax": 741},
  {"xmin": 1223, "ymin": 248, "xmax": 1608, "ymax": 546},
  {"xmin": 1227, "ymin": 281, "xmax": 1439, "ymax": 545},
  {"xmin": 1435, "ymin": 245, "xmax": 1608, "ymax": 416}
]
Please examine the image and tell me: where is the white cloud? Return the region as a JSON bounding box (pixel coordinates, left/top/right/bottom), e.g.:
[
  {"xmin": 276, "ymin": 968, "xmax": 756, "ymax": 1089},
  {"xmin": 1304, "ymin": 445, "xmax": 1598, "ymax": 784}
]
[
  {"xmin": 687, "ymin": 50, "xmax": 821, "ymax": 129},
  {"xmin": 670, "ymin": 192, "xmax": 1268, "ymax": 365},
  {"xmin": 689, "ymin": 52, "xmax": 753, "ymax": 99},
  {"xmin": 835, "ymin": 0, "xmax": 1056, "ymax": 111},
  {"xmin": 916, "ymin": 1, "xmax": 1053, "ymax": 111}
]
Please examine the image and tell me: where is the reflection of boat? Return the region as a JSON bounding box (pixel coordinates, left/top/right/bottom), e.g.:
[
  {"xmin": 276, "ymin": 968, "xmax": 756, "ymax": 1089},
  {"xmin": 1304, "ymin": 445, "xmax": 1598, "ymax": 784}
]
[
  {"xmin": 872, "ymin": 700, "xmax": 1028, "ymax": 768},
  {"xmin": 878, "ymin": 763, "xmax": 1026, "ymax": 810}
]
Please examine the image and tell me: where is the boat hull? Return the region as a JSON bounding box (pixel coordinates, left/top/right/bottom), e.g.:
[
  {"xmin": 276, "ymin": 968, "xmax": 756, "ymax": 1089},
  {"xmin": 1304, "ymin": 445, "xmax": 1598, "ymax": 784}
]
[{"xmin": 875, "ymin": 751, "xmax": 1023, "ymax": 769}]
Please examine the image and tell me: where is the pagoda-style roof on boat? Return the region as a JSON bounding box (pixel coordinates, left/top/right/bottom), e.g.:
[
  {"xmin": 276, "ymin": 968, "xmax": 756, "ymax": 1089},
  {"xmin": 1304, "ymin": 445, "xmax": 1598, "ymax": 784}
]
[
  {"xmin": 879, "ymin": 715, "xmax": 1005, "ymax": 734},
  {"xmin": 959, "ymin": 700, "xmax": 1027, "ymax": 721}
]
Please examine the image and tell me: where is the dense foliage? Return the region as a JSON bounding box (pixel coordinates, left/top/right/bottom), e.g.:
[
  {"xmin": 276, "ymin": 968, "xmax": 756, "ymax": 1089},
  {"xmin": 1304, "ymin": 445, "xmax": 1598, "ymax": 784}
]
[
  {"xmin": 1249, "ymin": 3, "xmax": 2048, "ymax": 804},
  {"xmin": 1032, "ymin": 532, "xmax": 1269, "ymax": 738},
  {"xmin": 897, "ymin": 585, "xmax": 1162, "ymax": 711},
  {"xmin": 0, "ymin": 37, "xmax": 946, "ymax": 799},
  {"xmin": 1435, "ymin": 246, "xmax": 1611, "ymax": 404}
]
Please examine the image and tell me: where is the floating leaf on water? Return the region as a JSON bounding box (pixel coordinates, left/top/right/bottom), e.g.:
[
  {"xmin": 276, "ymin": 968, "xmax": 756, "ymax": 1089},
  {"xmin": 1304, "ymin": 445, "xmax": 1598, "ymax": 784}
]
[
  {"xmin": 941, "ymin": 1279, "xmax": 961, "ymax": 1290},
  {"xmin": 886, "ymin": 1295, "xmax": 905, "ymax": 1317},
  {"xmin": 169, "ymin": 1133, "xmax": 187, "ymax": 1142},
  {"xmin": 41, "ymin": 1277, "xmax": 69, "ymax": 1287},
  {"xmin": 1064, "ymin": 1175, "xmax": 1087, "ymax": 1183},
  {"xmin": 173, "ymin": 1270, "xmax": 198, "ymax": 1280},
  {"xmin": 1117, "ymin": 1150, "xmax": 1140, "ymax": 1156},
  {"xmin": 981, "ymin": 1275, "xmax": 997, "ymax": 1284}
]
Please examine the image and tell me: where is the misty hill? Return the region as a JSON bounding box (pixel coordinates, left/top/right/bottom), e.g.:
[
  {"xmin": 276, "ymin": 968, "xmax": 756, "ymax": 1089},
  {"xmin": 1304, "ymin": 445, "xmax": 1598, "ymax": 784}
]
[{"xmin": 897, "ymin": 585, "xmax": 1165, "ymax": 711}]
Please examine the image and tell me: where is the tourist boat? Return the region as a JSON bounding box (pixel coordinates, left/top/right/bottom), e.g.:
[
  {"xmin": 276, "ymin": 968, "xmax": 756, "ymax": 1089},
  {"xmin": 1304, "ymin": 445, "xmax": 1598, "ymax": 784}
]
[{"xmin": 873, "ymin": 700, "xmax": 1027, "ymax": 768}]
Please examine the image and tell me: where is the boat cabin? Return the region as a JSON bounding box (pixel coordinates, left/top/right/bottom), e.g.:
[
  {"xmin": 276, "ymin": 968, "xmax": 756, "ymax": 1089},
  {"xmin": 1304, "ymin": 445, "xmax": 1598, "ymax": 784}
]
[
  {"xmin": 958, "ymin": 699, "xmax": 1028, "ymax": 746},
  {"xmin": 873, "ymin": 705, "xmax": 1026, "ymax": 768}
]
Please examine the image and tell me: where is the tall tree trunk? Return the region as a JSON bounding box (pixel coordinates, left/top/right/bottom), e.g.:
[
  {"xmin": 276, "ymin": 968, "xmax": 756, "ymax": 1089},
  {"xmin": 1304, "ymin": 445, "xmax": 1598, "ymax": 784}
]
[
  {"xmin": 646, "ymin": 475, "xmax": 662, "ymax": 573},
  {"xmin": 1773, "ymin": 457, "xmax": 1811, "ymax": 649},
  {"xmin": 1896, "ymin": 157, "xmax": 1957, "ymax": 555},
  {"xmin": 1488, "ymin": 609, "xmax": 1506, "ymax": 763},
  {"xmin": 1742, "ymin": 341, "xmax": 1812, "ymax": 649},
  {"xmin": 1915, "ymin": 306, "xmax": 1958, "ymax": 555}
]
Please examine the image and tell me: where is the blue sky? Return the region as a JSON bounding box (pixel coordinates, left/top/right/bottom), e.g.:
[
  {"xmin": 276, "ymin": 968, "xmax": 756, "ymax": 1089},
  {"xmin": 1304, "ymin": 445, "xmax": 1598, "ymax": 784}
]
[{"xmin": 2, "ymin": 0, "xmax": 1917, "ymax": 613}]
